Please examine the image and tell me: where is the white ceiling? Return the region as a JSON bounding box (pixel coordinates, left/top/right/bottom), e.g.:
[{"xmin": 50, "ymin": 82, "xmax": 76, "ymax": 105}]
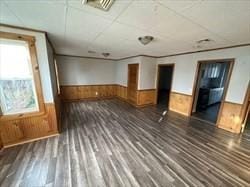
[{"xmin": 1, "ymin": 0, "xmax": 250, "ymax": 59}]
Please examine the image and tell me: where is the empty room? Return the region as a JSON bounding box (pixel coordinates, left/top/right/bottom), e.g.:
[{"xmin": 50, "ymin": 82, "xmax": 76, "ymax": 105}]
[{"xmin": 0, "ymin": 0, "xmax": 250, "ymax": 186}]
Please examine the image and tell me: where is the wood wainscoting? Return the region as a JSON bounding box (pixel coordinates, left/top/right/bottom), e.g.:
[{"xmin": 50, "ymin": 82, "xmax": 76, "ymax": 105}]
[
  {"xmin": 60, "ymin": 84, "xmax": 156, "ymax": 107},
  {"xmin": 116, "ymin": 85, "xmax": 127, "ymax": 100},
  {"xmin": 217, "ymin": 101, "xmax": 244, "ymax": 133},
  {"xmin": 137, "ymin": 89, "xmax": 156, "ymax": 106},
  {"xmin": 169, "ymin": 92, "xmax": 193, "ymax": 116},
  {"xmin": 0, "ymin": 103, "xmax": 59, "ymax": 148},
  {"xmin": 60, "ymin": 85, "xmax": 117, "ymax": 101},
  {"xmin": 0, "ymin": 137, "xmax": 3, "ymax": 150}
]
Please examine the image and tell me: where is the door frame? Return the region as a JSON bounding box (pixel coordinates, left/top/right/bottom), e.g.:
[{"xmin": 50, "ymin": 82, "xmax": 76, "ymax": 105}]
[
  {"xmin": 156, "ymin": 64, "xmax": 175, "ymax": 108},
  {"xmin": 190, "ymin": 58, "xmax": 235, "ymax": 126},
  {"xmin": 241, "ymin": 82, "xmax": 250, "ymax": 133},
  {"xmin": 127, "ymin": 63, "xmax": 139, "ymax": 103}
]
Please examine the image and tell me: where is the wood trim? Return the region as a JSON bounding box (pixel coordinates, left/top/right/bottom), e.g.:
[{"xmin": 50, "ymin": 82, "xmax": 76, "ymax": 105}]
[
  {"xmin": 0, "ymin": 23, "xmax": 46, "ymax": 34},
  {"xmin": 241, "ymin": 82, "xmax": 250, "ymax": 133},
  {"xmin": 56, "ymin": 53, "xmax": 115, "ymax": 61},
  {"xmin": 190, "ymin": 59, "xmax": 235, "ymax": 124},
  {"xmin": 2, "ymin": 24, "xmax": 250, "ymax": 61},
  {"xmin": 56, "ymin": 42, "xmax": 250, "ymax": 61},
  {"xmin": 137, "ymin": 88, "xmax": 156, "ymax": 91},
  {"xmin": 156, "ymin": 45, "xmax": 250, "ymax": 58},
  {"xmin": 0, "ymin": 137, "xmax": 3, "ymax": 151},
  {"xmin": 0, "ymin": 24, "xmax": 57, "ymax": 55},
  {"xmin": 215, "ymin": 61, "xmax": 234, "ymax": 126},
  {"xmin": 0, "ymin": 31, "xmax": 45, "ymax": 120},
  {"xmin": 3, "ymin": 132, "xmax": 59, "ymax": 149},
  {"xmin": 118, "ymin": 85, "xmax": 127, "ymax": 88},
  {"xmin": 117, "ymin": 54, "xmax": 156, "ymax": 61},
  {"xmin": 0, "ymin": 31, "xmax": 35, "ymax": 42},
  {"xmin": 60, "ymin": 84, "xmax": 117, "ymax": 87},
  {"xmin": 156, "ymin": 64, "xmax": 175, "ymax": 107},
  {"xmin": 127, "ymin": 63, "xmax": 139, "ymax": 105},
  {"xmin": 171, "ymin": 91, "xmax": 192, "ymax": 97}
]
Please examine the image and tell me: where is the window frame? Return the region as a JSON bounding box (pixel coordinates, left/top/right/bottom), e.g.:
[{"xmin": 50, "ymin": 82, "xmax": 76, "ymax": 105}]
[
  {"xmin": 54, "ymin": 58, "xmax": 61, "ymax": 95},
  {"xmin": 0, "ymin": 31, "xmax": 45, "ymax": 120}
]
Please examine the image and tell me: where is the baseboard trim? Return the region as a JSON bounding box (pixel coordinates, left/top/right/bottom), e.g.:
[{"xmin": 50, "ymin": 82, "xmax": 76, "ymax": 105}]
[
  {"xmin": 61, "ymin": 96, "xmax": 115, "ymax": 102},
  {"xmin": 3, "ymin": 132, "xmax": 59, "ymax": 149}
]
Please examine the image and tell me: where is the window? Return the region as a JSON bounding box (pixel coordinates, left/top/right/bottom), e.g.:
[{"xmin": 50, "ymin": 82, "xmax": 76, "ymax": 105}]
[{"xmin": 0, "ymin": 32, "xmax": 44, "ymax": 117}]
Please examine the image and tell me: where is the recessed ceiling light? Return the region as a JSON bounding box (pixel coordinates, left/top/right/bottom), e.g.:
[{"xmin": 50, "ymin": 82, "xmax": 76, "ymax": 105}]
[
  {"xmin": 82, "ymin": 0, "xmax": 115, "ymax": 11},
  {"xmin": 138, "ymin": 36, "xmax": 154, "ymax": 45},
  {"xmin": 102, "ymin": 53, "xmax": 110, "ymax": 57}
]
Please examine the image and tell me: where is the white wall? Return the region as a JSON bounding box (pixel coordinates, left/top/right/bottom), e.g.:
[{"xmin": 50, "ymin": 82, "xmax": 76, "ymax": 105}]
[
  {"xmin": 56, "ymin": 45, "xmax": 249, "ymax": 105},
  {"xmin": 115, "ymin": 56, "xmax": 140, "ymax": 87},
  {"xmin": 114, "ymin": 56, "xmax": 157, "ymax": 89},
  {"xmin": 56, "ymin": 55, "xmax": 116, "ymax": 85},
  {"xmin": 0, "ymin": 26, "xmax": 54, "ymax": 103},
  {"xmin": 157, "ymin": 46, "xmax": 250, "ymax": 104},
  {"xmin": 139, "ymin": 56, "xmax": 157, "ymax": 89}
]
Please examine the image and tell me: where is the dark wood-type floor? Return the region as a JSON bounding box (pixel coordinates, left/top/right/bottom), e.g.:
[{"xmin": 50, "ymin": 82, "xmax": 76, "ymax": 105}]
[
  {"xmin": 0, "ymin": 99, "xmax": 250, "ymax": 187},
  {"xmin": 193, "ymin": 103, "xmax": 221, "ymax": 124}
]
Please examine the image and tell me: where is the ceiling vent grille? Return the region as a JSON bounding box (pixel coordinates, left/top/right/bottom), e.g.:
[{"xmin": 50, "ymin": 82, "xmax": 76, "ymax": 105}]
[{"xmin": 83, "ymin": 0, "xmax": 115, "ymax": 11}]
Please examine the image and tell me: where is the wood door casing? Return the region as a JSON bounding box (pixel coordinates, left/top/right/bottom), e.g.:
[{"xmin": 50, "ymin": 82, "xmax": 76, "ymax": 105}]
[{"xmin": 127, "ymin": 64, "xmax": 139, "ymax": 104}]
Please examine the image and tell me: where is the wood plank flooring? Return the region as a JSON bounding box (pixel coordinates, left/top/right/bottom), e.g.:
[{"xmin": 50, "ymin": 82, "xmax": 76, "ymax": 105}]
[{"xmin": 0, "ymin": 99, "xmax": 250, "ymax": 187}]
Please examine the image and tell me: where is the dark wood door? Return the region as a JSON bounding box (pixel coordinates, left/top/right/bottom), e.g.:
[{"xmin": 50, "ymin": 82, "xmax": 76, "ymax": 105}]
[{"xmin": 127, "ymin": 64, "xmax": 139, "ymax": 104}]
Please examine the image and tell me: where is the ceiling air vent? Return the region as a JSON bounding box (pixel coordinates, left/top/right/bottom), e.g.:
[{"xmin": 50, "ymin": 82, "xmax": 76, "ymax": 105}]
[{"xmin": 82, "ymin": 0, "xmax": 115, "ymax": 11}]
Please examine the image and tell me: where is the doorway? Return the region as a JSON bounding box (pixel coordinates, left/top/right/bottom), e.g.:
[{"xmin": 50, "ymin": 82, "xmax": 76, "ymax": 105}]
[
  {"xmin": 127, "ymin": 64, "xmax": 139, "ymax": 105},
  {"xmin": 156, "ymin": 64, "xmax": 174, "ymax": 108},
  {"xmin": 241, "ymin": 84, "xmax": 250, "ymax": 134},
  {"xmin": 191, "ymin": 59, "xmax": 234, "ymax": 124}
]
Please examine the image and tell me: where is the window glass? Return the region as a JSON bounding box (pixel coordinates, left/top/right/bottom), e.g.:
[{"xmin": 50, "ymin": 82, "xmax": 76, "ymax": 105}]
[{"xmin": 0, "ymin": 39, "xmax": 39, "ymax": 115}]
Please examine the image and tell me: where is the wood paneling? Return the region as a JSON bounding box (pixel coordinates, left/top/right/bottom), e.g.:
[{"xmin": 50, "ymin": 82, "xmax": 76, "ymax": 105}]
[
  {"xmin": 60, "ymin": 84, "xmax": 157, "ymax": 108},
  {"xmin": 0, "ymin": 137, "xmax": 3, "ymax": 150},
  {"xmin": 137, "ymin": 89, "xmax": 156, "ymax": 106},
  {"xmin": 127, "ymin": 64, "xmax": 139, "ymax": 105},
  {"xmin": 0, "ymin": 103, "xmax": 59, "ymax": 147},
  {"xmin": 169, "ymin": 92, "xmax": 193, "ymax": 116},
  {"xmin": 217, "ymin": 102, "xmax": 244, "ymax": 133},
  {"xmin": 60, "ymin": 85, "xmax": 117, "ymax": 101},
  {"xmin": 116, "ymin": 85, "xmax": 127, "ymax": 100}
]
